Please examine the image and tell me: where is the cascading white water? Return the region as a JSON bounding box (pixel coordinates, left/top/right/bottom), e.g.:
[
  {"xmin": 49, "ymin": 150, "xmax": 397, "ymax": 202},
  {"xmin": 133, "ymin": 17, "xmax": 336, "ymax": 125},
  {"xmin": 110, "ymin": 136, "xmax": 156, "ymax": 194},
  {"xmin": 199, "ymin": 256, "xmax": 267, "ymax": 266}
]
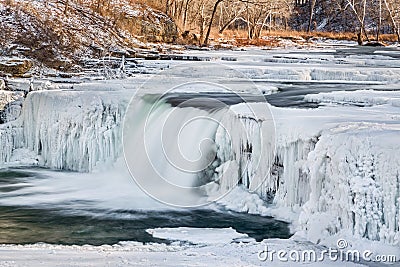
[
  {"xmin": 122, "ymin": 93, "xmax": 277, "ymax": 207},
  {"xmin": 123, "ymin": 96, "xmax": 226, "ymax": 207}
]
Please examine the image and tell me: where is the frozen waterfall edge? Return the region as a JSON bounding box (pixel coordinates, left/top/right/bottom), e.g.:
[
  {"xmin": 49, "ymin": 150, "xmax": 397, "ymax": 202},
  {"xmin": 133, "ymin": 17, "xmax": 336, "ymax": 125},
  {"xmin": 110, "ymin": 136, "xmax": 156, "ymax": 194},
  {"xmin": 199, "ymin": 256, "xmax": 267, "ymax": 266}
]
[{"xmin": 0, "ymin": 91, "xmax": 399, "ymax": 248}]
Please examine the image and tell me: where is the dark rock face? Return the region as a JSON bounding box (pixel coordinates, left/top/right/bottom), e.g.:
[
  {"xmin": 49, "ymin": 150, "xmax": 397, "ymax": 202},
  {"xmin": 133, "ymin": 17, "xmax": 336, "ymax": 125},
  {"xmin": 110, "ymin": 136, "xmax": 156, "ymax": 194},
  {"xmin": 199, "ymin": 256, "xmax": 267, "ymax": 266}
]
[
  {"xmin": 364, "ymin": 42, "xmax": 386, "ymax": 47},
  {"xmin": 136, "ymin": 12, "xmax": 178, "ymax": 43}
]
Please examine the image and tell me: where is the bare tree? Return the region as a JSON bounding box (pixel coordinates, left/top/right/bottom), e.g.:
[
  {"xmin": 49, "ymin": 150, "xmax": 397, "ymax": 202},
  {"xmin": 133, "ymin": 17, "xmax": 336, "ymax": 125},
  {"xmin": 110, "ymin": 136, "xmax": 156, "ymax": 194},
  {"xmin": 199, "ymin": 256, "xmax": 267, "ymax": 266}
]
[
  {"xmin": 384, "ymin": 0, "xmax": 400, "ymax": 42},
  {"xmin": 245, "ymin": 1, "xmax": 269, "ymax": 39},
  {"xmin": 376, "ymin": 0, "xmax": 382, "ymax": 41},
  {"xmin": 217, "ymin": 0, "xmax": 246, "ymax": 34},
  {"xmin": 203, "ymin": 0, "xmax": 224, "ymax": 46},
  {"xmin": 308, "ymin": 0, "xmax": 316, "ymax": 32},
  {"xmin": 345, "ymin": 0, "xmax": 370, "ymax": 42},
  {"xmin": 144, "ymin": 0, "xmax": 399, "ymax": 45}
]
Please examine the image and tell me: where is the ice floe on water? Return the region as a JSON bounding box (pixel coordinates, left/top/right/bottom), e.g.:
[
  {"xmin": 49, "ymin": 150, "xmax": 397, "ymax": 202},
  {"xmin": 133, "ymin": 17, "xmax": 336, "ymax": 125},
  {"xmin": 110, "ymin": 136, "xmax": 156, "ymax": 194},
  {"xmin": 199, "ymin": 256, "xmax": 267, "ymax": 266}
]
[{"xmin": 146, "ymin": 227, "xmax": 253, "ymax": 245}]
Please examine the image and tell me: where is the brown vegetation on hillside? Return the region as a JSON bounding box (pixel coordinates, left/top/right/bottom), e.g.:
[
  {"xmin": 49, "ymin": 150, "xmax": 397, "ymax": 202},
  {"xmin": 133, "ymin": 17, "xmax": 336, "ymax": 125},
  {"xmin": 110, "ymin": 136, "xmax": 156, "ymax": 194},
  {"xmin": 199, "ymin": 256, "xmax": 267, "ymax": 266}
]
[
  {"xmin": 162, "ymin": 0, "xmax": 400, "ymax": 45},
  {"xmin": 0, "ymin": 0, "xmax": 177, "ymax": 69},
  {"xmin": 1, "ymin": 0, "xmax": 399, "ymax": 70}
]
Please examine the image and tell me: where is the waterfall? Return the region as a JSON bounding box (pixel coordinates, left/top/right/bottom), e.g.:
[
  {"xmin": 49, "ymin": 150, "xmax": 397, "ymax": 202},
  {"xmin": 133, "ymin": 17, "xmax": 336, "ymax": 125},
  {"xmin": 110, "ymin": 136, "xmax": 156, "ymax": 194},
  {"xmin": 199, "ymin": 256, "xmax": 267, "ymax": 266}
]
[
  {"xmin": 1, "ymin": 90, "xmax": 400, "ymax": 247},
  {"xmin": 123, "ymin": 96, "xmax": 225, "ymax": 207}
]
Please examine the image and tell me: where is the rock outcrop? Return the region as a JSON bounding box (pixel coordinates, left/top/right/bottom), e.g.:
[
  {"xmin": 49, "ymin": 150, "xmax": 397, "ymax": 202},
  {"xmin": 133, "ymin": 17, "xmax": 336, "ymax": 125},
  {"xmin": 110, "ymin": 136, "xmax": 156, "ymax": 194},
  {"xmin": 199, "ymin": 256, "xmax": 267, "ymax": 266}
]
[{"xmin": 0, "ymin": 59, "xmax": 32, "ymax": 77}]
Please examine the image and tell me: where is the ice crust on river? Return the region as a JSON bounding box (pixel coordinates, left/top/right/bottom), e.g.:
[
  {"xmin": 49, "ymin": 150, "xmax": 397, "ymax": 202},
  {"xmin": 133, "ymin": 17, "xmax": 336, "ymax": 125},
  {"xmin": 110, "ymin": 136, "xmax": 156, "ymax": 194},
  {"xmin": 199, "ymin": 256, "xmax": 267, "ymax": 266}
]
[{"xmin": 1, "ymin": 48, "xmax": 400, "ymax": 256}]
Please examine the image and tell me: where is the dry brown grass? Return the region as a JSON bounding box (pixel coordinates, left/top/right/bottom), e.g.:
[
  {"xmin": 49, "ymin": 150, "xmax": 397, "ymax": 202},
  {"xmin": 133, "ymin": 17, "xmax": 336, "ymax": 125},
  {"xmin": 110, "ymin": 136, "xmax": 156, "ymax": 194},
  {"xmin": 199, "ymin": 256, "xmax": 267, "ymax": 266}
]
[
  {"xmin": 379, "ymin": 34, "xmax": 399, "ymax": 42},
  {"xmin": 209, "ymin": 29, "xmax": 357, "ymax": 42},
  {"xmin": 203, "ymin": 28, "xmax": 399, "ymax": 47}
]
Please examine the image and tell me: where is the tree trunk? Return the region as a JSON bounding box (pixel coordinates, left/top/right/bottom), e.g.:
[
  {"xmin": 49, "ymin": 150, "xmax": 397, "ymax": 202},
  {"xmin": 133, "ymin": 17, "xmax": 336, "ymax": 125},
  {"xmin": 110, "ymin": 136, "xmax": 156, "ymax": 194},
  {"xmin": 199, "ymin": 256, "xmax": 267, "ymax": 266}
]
[
  {"xmin": 362, "ymin": 0, "xmax": 370, "ymax": 41},
  {"xmin": 203, "ymin": 0, "xmax": 223, "ymax": 46},
  {"xmin": 183, "ymin": 0, "xmax": 190, "ymax": 30},
  {"xmin": 258, "ymin": 12, "xmax": 271, "ymax": 38},
  {"xmin": 376, "ymin": 0, "xmax": 382, "ymax": 41},
  {"xmin": 247, "ymin": 2, "xmax": 251, "ymax": 39},
  {"xmin": 166, "ymin": 0, "xmax": 170, "ymax": 16},
  {"xmin": 357, "ymin": 30, "xmax": 363, "ymax": 45},
  {"xmin": 199, "ymin": 4, "xmax": 206, "ymax": 45},
  {"xmin": 219, "ymin": 16, "xmax": 237, "ymax": 34},
  {"xmin": 307, "ymin": 0, "xmax": 316, "ymax": 32},
  {"xmin": 64, "ymin": 0, "xmax": 69, "ymax": 15}
]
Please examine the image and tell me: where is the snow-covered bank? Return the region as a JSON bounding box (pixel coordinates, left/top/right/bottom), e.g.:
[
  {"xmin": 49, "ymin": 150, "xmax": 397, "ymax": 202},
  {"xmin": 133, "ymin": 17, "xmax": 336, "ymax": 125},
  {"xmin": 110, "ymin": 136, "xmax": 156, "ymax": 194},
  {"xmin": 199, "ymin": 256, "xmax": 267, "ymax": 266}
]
[
  {"xmin": 0, "ymin": 236, "xmax": 365, "ymax": 267},
  {"xmin": 147, "ymin": 227, "xmax": 253, "ymax": 245}
]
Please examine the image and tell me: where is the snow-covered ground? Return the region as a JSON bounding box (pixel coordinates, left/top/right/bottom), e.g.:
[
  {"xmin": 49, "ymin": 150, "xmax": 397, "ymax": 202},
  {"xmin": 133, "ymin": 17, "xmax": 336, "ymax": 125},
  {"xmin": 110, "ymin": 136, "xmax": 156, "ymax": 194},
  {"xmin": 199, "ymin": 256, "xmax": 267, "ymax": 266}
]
[
  {"xmin": 0, "ymin": 228, "xmax": 367, "ymax": 267},
  {"xmin": 1, "ymin": 46, "xmax": 400, "ymax": 266}
]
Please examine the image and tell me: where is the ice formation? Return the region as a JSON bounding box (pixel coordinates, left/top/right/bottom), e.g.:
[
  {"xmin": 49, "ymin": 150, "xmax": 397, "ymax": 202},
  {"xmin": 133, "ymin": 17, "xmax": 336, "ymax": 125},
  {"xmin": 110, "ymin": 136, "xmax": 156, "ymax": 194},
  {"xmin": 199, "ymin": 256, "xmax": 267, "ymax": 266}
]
[
  {"xmin": 0, "ymin": 81, "xmax": 399, "ymax": 251},
  {"xmin": 223, "ymin": 111, "xmax": 400, "ymax": 248},
  {"xmin": 305, "ymin": 89, "xmax": 400, "ymax": 107},
  {"xmin": 0, "ymin": 87, "xmax": 400, "ymax": 249},
  {"xmin": 211, "ymin": 103, "xmax": 317, "ymax": 212},
  {"xmin": 299, "ymin": 124, "xmax": 400, "ymax": 246},
  {"xmin": 237, "ymin": 66, "xmax": 400, "ymax": 83},
  {"xmin": 0, "ymin": 91, "xmax": 20, "ymax": 110},
  {"xmin": 0, "ymin": 90, "xmax": 129, "ymax": 171},
  {"xmin": 0, "ymin": 125, "xmax": 21, "ymax": 163},
  {"xmin": 0, "ymin": 90, "xmax": 24, "ymax": 123}
]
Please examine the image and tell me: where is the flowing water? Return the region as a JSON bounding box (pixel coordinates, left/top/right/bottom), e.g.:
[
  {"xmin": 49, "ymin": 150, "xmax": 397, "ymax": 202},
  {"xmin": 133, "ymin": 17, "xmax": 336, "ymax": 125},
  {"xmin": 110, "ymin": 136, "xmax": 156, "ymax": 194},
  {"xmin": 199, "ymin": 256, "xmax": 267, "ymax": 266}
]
[{"xmin": 0, "ymin": 168, "xmax": 290, "ymax": 245}]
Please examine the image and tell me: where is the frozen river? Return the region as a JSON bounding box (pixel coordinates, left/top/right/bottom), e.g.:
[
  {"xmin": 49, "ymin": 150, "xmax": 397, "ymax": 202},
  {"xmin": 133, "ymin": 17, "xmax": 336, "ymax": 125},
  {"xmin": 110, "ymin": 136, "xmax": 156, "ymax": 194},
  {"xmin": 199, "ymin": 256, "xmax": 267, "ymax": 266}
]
[{"xmin": 1, "ymin": 45, "xmax": 400, "ymax": 266}]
